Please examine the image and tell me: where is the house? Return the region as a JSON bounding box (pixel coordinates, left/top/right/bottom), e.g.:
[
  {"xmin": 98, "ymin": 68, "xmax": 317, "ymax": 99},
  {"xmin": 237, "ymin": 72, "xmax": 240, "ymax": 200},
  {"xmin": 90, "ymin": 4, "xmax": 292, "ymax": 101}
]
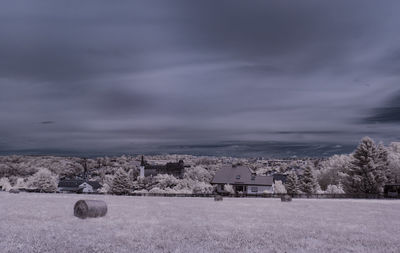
[
  {"xmin": 384, "ymin": 184, "xmax": 400, "ymax": 198},
  {"xmin": 138, "ymin": 156, "xmax": 185, "ymax": 179},
  {"xmin": 211, "ymin": 165, "xmax": 274, "ymax": 195},
  {"xmin": 57, "ymin": 179, "xmax": 101, "ymax": 193}
]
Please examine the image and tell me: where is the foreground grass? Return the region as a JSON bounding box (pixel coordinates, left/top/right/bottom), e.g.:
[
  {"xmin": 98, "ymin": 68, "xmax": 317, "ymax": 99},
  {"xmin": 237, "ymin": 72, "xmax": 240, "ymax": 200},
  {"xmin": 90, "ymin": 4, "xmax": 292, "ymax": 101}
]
[{"xmin": 0, "ymin": 192, "xmax": 399, "ymax": 253}]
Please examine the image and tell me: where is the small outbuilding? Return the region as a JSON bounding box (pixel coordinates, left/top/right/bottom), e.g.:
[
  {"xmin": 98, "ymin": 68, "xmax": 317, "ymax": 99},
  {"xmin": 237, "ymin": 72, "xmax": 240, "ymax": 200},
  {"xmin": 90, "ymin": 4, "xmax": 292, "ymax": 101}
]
[{"xmin": 384, "ymin": 184, "xmax": 400, "ymax": 198}]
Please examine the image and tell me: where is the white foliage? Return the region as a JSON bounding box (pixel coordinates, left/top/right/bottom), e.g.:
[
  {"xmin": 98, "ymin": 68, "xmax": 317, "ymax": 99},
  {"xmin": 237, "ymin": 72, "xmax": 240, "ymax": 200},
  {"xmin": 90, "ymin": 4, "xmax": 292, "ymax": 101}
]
[
  {"xmin": 184, "ymin": 166, "xmax": 213, "ymax": 182},
  {"xmin": 153, "ymin": 174, "xmax": 179, "ymax": 189},
  {"xmin": 273, "ymin": 180, "xmax": 287, "ymax": 194},
  {"xmin": 387, "ymin": 142, "xmax": 400, "ymax": 183},
  {"xmin": 224, "ymin": 184, "xmax": 235, "ymax": 194},
  {"xmin": 0, "ymin": 177, "xmax": 12, "ymax": 192},
  {"xmin": 14, "ymin": 177, "xmax": 27, "ymax": 189},
  {"xmin": 318, "ymin": 154, "xmax": 351, "ymax": 190},
  {"xmin": 27, "ymin": 168, "xmax": 58, "ymax": 193},
  {"xmin": 192, "ymin": 181, "xmax": 214, "ymax": 194},
  {"xmin": 149, "ymin": 187, "xmax": 164, "ymax": 194},
  {"xmin": 98, "ymin": 183, "xmax": 111, "ymax": 194},
  {"xmin": 111, "ymin": 168, "xmax": 131, "ymax": 195},
  {"xmin": 325, "ymin": 184, "xmax": 345, "ymax": 194}
]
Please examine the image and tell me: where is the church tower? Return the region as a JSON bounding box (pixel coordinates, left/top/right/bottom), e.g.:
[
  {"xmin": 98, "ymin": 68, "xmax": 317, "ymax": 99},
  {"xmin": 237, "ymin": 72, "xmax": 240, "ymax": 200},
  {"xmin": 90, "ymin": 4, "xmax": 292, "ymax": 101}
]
[{"xmin": 139, "ymin": 155, "xmax": 145, "ymax": 179}]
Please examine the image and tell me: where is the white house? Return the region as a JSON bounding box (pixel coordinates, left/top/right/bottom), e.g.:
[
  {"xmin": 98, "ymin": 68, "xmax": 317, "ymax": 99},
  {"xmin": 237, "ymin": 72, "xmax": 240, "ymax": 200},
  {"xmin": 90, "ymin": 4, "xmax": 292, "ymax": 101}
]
[{"xmin": 211, "ymin": 165, "xmax": 274, "ymax": 195}]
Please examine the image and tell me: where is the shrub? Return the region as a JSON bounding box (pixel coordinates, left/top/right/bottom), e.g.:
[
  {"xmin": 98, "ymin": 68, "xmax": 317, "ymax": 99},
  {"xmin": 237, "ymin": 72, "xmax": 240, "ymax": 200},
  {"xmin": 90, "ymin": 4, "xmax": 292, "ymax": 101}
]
[
  {"xmin": 325, "ymin": 184, "xmax": 345, "ymax": 194},
  {"xmin": 27, "ymin": 168, "xmax": 58, "ymax": 193},
  {"xmin": 111, "ymin": 168, "xmax": 131, "ymax": 195},
  {"xmin": 192, "ymin": 181, "xmax": 214, "ymax": 194},
  {"xmin": 273, "ymin": 180, "xmax": 287, "ymax": 194},
  {"xmin": 224, "ymin": 184, "xmax": 235, "ymax": 194},
  {"xmin": 14, "ymin": 178, "xmax": 27, "ymax": 189},
  {"xmin": 0, "ymin": 177, "xmax": 12, "ymax": 192}
]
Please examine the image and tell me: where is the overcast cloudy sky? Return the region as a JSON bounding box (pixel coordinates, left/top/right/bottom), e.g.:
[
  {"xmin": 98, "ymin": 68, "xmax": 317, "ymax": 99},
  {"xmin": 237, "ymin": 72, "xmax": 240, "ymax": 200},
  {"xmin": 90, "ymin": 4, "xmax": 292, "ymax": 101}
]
[{"xmin": 1, "ymin": 1, "xmax": 400, "ymax": 156}]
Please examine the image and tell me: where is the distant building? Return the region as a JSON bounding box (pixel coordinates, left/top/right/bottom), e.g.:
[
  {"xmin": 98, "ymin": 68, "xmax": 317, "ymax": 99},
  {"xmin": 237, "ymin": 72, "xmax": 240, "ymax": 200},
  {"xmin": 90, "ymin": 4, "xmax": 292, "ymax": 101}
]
[
  {"xmin": 384, "ymin": 184, "xmax": 400, "ymax": 198},
  {"xmin": 211, "ymin": 165, "xmax": 274, "ymax": 195},
  {"xmin": 138, "ymin": 156, "xmax": 185, "ymax": 179},
  {"xmin": 58, "ymin": 179, "xmax": 101, "ymax": 193}
]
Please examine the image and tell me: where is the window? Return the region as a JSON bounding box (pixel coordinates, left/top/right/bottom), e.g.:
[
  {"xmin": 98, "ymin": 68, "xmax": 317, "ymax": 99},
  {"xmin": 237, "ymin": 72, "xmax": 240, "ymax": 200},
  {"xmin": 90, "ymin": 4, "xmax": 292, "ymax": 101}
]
[
  {"xmin": 236, "ymin": 175, "xmax": 241, "ymax": 180},
  {"xmin": 251, "ymin": 187, "xmax": 258, "ymax": 192},
  {"xmin": 251, "ymin": 175, "xmax": 255, "ymax": 180}
]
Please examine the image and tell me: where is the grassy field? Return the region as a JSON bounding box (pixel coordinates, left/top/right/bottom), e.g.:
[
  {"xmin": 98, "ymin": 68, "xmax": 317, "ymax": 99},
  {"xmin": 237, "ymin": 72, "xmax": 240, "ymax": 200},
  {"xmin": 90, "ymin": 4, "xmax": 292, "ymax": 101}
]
[{"xmin": 0, "ymin": 192, "xmax": 399, "ymax": 253}]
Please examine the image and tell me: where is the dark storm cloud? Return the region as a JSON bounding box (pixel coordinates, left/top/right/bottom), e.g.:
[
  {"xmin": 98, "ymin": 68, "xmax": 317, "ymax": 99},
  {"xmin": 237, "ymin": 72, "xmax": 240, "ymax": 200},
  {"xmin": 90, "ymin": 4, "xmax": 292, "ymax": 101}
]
[
  {"xmin": 364, "ymin": 91, "xmax": 400, "ymax": 123},
  {"xmin": 1, "ymin": 0, "xmax": 400, "ymax": 155}
]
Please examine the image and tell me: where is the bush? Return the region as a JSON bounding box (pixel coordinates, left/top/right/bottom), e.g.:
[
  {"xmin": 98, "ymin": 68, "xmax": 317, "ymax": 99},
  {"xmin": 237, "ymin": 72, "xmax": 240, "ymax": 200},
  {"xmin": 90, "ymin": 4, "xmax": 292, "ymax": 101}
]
[
  {"xmin": 184, "ymin": 166, "xmax": 213, "ymax": 182},
  {"xmin": 0, "ymin": 177, "xmax": 12, "ymax": 192},
  {"xmin": 273, "ymin": 180, "xmax": 287, "ymax": 194},
  {"xmin": 98, "ymin": 183, "xmax": 111, "ymax": 194},
  {"xmin": 192, "ymin": 181, "xmax": 214, "ymax": 194},
  {"xmin": 27, "ymin": 168, "xmax": 58, "ymax": 193},
  {"xmin": 224, "ymin": 184, "xmax": 235, "ymax": 194},
  {"xmin": 325, "ymin": 184, "xmax": 345, "ymax": 194},
  {"xmin": 153, "ymin": 174, "xmax": 179, "ymax": 189},
  {"xmin": 14, "ymin": 178, "xmax": 27, "ymax": 189},
  {"xmin": 111, "ymin": 168, "xmax": 131, "ymax": 195}
]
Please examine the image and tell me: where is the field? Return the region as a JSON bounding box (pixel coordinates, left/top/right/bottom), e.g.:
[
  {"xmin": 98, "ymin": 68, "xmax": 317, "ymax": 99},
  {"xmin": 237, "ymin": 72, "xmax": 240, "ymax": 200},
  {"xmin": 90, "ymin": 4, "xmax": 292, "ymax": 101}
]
[{"xmin": 0, "ymin": 192, "xmax": 399, "ymax": 253}]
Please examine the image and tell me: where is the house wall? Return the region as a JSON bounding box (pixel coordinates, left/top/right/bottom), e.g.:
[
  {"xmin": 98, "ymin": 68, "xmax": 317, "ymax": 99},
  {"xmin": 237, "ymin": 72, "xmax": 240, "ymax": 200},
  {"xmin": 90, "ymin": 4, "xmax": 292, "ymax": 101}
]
[
  {"xmin": 247, "ymin": 185, "xmax": 273, "ymax": 195},
  {"xmin": 58, "ymin": 187, "xmax": 79, "ymax": 192}
]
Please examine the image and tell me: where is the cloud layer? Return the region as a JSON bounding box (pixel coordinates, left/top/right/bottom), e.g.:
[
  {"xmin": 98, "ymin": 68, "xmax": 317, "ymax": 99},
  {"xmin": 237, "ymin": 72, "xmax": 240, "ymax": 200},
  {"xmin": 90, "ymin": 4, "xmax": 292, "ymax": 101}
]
[{"xmin": 1, "ymin": 1, "xmax": 400, "ymax": 155}]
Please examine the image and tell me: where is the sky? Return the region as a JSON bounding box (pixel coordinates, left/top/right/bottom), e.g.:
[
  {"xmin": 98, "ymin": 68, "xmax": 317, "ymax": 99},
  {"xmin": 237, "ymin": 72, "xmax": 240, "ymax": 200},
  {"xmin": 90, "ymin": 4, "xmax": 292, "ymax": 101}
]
[{"xmin": 1, "ymin": 1, "xmax": 400, "ymax": 157}]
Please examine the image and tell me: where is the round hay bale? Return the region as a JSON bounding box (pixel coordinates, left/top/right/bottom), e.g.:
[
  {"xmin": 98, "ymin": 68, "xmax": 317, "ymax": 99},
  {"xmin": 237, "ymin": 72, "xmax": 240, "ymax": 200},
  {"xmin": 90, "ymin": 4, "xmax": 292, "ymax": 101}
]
[
  {"xmin": 9, "ymin": 189, "xmax": 20, "ymax": 194},
  {"xmin": 280, "ymin": 195, "xmax": 292, "ymax": 202},
  {"xmin": 214, "ymin": 195, "xmax": 223, "ymax": 201},
  {"xmin": 74, "ymin": 200, "xmax": 107, "ymax": 219}
]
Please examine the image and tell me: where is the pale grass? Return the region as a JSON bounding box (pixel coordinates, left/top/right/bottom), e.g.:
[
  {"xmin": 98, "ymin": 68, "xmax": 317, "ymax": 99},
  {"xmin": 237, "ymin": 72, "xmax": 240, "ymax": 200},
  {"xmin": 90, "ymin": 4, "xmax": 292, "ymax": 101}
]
[{"xmin": 0, "ymin": 192, "xmax": 399, "ymax": 253}]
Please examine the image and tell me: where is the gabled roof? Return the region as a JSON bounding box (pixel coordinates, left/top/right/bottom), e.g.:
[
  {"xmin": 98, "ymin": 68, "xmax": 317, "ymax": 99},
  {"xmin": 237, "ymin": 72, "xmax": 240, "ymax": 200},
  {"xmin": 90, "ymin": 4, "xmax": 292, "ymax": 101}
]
[
  {"xmin": 87, "ymin": 181, "xmax": 101, "ymax": 189},
  {"xmin": 211, "ymin": 165, "xmax": 273, "ymax": 186},
  {"xmin": 58, "ymin": 179, "xmax": 101, "ymax": 189},
  {"xmin": 58, "ymin": 179, "xmax": 85, "ymax": 188}
]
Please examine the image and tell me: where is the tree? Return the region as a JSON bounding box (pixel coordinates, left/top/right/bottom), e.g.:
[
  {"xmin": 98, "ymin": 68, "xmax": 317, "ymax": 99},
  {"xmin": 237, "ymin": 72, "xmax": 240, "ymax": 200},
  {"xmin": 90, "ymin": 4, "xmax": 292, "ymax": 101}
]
[
  {"xmin": 318, "ymin": 154, "xmax": 351, "ymax": 190},
  {"xmin": 342, "ymin": 137, "xmax": 387, "ymax": 194},
  {"xmin": 14, "ymin": 177, "xmax": 27, "ymax": 189},
  {"xmin": 325, "ymin": 184, "xmax": 345, "ymax": 194},
  {"xmin": 98, "ymin": 183, "xmax": 111, "ymax": 194},
  {"xmin": 192, "ymin": 181, "xmax": 214, "ymax": 194},
  {"xmin": 184, "ymin": 166, "xmax": 213, "ymax": 182},
  {"xmin": 0, "ymin": 177, "xmax": 12, "ymax": 191},
  {"xmin": 128, "ymin": 169, "xmax": 138, "ymax": 185},
  {"xmin": 111, "ymin": 168, "xmax": 131, "ymax": 195},
  {"xmin": 28, "ymin": 168, "xmax": 58, "ymax": 193},
  {"xmin": 300, "ymin": 166, "xmax": 317, "ymax": 194},
  {"xmin": 273, "ymin": 180, "xmax": 287, "ymax": 194},
  {"xmin": 153, "ymin": 174, "xmax": 179, "ymax": 190},
  {"xmin": 387, "ymin": 142, "xmax": 400, "ymax": 183},
  {"xmin": 224, "ymin": 184, "xmax": 235, "ymax": 194},
  {"xmin": 286, "ymin": 171, "xmax": 299, "ymax": 195}
]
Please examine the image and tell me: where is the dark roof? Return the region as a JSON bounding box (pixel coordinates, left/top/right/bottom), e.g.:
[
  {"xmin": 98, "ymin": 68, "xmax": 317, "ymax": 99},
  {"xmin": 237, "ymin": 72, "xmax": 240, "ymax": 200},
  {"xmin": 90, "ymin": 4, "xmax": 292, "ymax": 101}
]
[
  {"xmin": 58, "ymin": 179, "xmax": 85, "ymax": 188},
  {"xmin": 87, "ymin": 181, "xmax": 102, "ymax": 189},
  {"xmin": 211, "ymin": 165, "xmax": 273, "ymax": 186},
  {"xmin": 272, "ymin": 173, "xmax": 287, "ymax": 183},
  {"xmin": 143, "ymin": 159, "xmax": 185, "ymax": 178},
  {"xmin": 58, "ymin": 179, "xmax": 101, "ymax": 189}
]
